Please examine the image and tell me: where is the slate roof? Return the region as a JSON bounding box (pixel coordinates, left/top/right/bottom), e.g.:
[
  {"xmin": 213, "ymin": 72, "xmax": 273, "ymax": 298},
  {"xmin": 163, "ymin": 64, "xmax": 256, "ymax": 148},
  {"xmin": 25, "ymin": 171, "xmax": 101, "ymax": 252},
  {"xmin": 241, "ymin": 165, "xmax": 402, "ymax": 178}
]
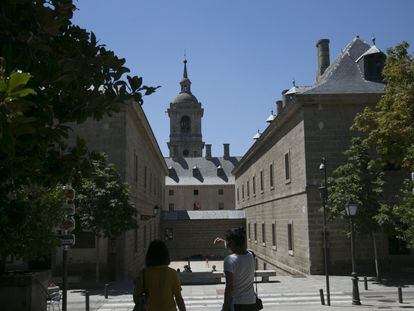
[
  {"xmin": 161, "ymin": 210, "xmax": 245, "ymax": 220},
  {"xmin": 165, "ymin": 156, "xmax": 241, "ymax": 186},
  {"xmin": 303, "ymin": 37, "xmax": 385, "ymax": 95}
]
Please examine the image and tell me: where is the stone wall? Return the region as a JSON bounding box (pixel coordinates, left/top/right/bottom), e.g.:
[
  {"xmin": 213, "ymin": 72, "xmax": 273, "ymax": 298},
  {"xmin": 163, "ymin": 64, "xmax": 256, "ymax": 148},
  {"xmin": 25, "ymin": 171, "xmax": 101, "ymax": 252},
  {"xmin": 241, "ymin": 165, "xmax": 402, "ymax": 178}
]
[
  {"xmin": 55, "ymin": 102, "xmax": 167, "ymax": 281},
  {"xmin": 165, "ymin": 184, "xmax": 235, "ymax": 211},
  {"xmin": 160, "ymin": 218, "xmax": 245, "ymax": 260}
]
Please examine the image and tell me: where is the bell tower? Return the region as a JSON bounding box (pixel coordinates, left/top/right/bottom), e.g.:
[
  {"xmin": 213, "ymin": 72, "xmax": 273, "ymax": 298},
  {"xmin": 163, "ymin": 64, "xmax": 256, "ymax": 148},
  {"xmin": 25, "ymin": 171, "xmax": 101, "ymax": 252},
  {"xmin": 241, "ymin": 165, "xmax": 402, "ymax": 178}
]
[{"xmin": 167, "ymin": 59, "xmax": 204, "ymax": 158}]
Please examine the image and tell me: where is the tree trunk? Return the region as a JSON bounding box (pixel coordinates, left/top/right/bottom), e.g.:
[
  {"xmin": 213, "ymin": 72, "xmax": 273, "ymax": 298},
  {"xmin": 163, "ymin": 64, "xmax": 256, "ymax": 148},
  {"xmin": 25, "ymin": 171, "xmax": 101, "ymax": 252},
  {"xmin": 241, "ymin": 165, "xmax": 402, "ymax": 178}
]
[
  {"xmin": 95, "ymin": 236, "xmax": 100, "ymax": 284},
  {"xmin": 0, "ymin": 254, "xmax": 7, "ymax": 275},
  {"xmin": 372, "ymin": 232, "xmax": 381, "ymax": 282}
]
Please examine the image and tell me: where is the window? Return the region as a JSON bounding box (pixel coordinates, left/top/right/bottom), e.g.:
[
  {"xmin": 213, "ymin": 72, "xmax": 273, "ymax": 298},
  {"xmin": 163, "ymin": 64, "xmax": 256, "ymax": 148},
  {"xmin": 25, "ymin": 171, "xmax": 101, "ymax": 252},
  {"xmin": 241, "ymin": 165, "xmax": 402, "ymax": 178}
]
[
  {"xmin": 169, "ymin": 189, "xmax": 174, "ymax": 196},
  {"xmin": 285, "ymin": 152, "xmax": 291, "ymax": 182},
  {"xmin": 252, "ymin": 176, "xmax": 256, "ymax": 195},
  {"xmin": 134, "ymin": 228, "xmax": 138, "ymax": 253},
  {"xmin": 143, "ymin": 225, "xmax": 147, "ymax": 249},
  {"xmin": 134, "ymin": 152, "xmax": 138, "ymax": 183},
  {"xmin": 218, "ymin": 189, "xmax": 224, "ymax": 195},
  {"xmin": 270, "ymin": 163, "xmax": 274, "ymax": 188},
  {"xmin": 263, "ymin": 262, "xmax": 267, "ymax": 270},
  {"xmin": 262, "ymin": 223, "xmax": 266, "ymax": 245},
  {"xmin": 193, "ymin": 202, "xmax": 201, "ymax": 210},
  {"xmin": 288, "ymin": 222, "xmax": 294, "ymax": 254},
  {"xmin": 144, "ymin": 166, "xmax": 147, "ymax": 189},
  {"xmin": 149, "ymin": 171, "xmax": 152, "ymax": 193},
  {"xmin": 237, "ymin": 187, "xmax": 240, "ymax": 202},
  {"xmin": 247, "ymin": 180, "xmax": 250, "ymax": 197},
  {"xmin": 248, "ymin": 223, "xmax": 251, "ymax": 240},
  {"xmin": 272, "ymin": 223, "xmax": 276, "ymax": 249},
  {"xmin": 218, "ymin": 202, "xmax": 224, "ymax": 210},
  {"xmin": 168, "ymin": 203, "xmax": 174, "ymax": 211},
  {"xmin": 180, "ymin": 115, "xmax": 191, "ymax": 133},
  {"xmin": 193, "ymin": 189, "xmax": 199, "ymax": 195},
  {"xmin": 260, "ymin": 170, "xmax": 264, "ymax": 192},
  {"xmin": 254, "ymin": 223, "xmax": 257, "ymax": 242},
  {"xmin": 242, "ymin": 183, "xmax": 245, "ymax": 199},
  {"xmin": 165, "ymin": 228, "xmax": 173, "ymax": 240}
]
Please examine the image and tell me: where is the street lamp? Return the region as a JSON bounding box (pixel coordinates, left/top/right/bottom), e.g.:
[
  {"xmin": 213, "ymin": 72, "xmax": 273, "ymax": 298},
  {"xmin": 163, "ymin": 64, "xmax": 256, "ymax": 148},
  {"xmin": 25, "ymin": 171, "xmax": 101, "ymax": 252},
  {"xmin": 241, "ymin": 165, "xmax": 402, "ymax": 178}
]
[
  {"xmin": 345, "ymin": 200, "xmax": 361, "ymax": 305},
  {"xmin": 318, "ymin": 157, "xmax": 331, "ymax": 306}
]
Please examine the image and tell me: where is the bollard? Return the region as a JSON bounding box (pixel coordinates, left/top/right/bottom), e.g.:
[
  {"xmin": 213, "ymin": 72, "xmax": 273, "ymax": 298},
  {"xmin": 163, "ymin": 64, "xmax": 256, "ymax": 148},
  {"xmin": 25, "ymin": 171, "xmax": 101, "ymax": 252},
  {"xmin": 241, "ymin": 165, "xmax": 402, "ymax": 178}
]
[
  {"xmin": 319, "ymin": 289, "xmax": 325, "ymax": 305},
  {"xmin": 105, "ymin": 283, "xmax": 109, "ymax": 299},
  {"xmin": 398, "ymin": 287, "xmax": 403, "ymax": 303},
  {"xmin": 364, "ymin": 276, "xmax": 368, "ymax": 290},
  {"xmin": 85, "ymin": 291, "xmax": 90, "ymax": 311}
]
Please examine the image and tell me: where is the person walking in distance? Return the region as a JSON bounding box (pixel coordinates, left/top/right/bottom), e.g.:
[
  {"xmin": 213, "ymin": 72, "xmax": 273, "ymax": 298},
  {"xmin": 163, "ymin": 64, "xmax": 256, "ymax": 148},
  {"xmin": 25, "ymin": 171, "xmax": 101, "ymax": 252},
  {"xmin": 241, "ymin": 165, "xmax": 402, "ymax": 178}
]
[
  {"xmin": 133, "ymin": 240, "xmax": 186, "ymax": 311},
  {"xmin": 221, "ymin": 227, "xmax": 257, "ymax": 311}
]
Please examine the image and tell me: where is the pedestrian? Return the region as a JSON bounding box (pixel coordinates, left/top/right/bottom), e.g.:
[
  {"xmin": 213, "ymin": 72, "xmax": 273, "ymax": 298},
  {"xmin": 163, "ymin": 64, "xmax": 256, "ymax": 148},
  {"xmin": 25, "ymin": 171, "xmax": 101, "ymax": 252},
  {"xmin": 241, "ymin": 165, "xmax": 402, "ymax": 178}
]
[
  {"xmin": 133, "ymin": 240, "xmax": 186, "ymax": 311},
  {"xmin": 221, "ymin": 227, "xmax": 258, "ymax": 311}
]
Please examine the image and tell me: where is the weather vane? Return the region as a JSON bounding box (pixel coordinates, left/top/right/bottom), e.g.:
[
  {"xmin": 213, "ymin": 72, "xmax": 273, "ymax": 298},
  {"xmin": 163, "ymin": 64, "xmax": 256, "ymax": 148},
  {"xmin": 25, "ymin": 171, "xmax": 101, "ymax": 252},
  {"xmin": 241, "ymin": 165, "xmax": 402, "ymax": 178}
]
[{"xmin": 371, "ymin": 35, "xmax": 376, "ymax": 46}]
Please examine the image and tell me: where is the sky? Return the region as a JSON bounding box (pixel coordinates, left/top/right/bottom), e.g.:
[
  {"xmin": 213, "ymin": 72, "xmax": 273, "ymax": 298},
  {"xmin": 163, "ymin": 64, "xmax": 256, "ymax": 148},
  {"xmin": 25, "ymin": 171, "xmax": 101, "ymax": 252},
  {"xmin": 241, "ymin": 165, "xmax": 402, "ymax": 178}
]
[{"xmin": 72, "ymin": 0, "xmax": 414, "ymax": 157}]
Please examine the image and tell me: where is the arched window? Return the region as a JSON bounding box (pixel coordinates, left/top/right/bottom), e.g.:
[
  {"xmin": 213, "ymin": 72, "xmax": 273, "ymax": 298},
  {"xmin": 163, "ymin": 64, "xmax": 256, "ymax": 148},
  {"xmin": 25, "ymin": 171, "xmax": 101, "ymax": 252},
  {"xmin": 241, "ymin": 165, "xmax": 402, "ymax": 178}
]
[{"xmin": 180, "ymin": 116, "xmax": 191, "ymax": 133}]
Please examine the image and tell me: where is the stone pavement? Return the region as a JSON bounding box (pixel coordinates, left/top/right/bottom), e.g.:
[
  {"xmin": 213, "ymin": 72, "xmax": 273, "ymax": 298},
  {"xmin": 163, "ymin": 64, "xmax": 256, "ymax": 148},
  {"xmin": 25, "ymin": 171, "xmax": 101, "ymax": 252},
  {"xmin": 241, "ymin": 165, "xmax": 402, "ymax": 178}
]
[{"xmin": 66, "ymin": 261, "xmax": 414, "ymax": 311}]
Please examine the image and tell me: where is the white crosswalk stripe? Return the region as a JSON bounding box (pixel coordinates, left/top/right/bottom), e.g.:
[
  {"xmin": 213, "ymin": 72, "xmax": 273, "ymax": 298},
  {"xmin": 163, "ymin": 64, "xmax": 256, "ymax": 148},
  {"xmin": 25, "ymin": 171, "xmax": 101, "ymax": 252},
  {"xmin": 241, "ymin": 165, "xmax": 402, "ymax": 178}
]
[{"xmin": 93, "ymin": 292, "xmax": 353, "ymax": 310}]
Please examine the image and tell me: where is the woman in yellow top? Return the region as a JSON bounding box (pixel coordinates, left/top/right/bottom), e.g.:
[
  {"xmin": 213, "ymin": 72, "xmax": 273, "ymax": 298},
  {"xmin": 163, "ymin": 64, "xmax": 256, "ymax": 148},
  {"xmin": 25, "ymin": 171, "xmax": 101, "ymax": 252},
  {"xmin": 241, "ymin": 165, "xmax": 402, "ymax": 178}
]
[{"xmin": 133, "ymin": 240, "xmax": 186, "ymax": 311}]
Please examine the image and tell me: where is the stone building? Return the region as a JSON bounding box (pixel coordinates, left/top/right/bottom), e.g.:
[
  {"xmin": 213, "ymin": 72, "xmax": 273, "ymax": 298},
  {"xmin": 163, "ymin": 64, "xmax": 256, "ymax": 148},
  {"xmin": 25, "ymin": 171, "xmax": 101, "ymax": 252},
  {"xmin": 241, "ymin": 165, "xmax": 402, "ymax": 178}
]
[
  {"xmin": 233, "ymin": 37, "xmax": 413, "ymax": 275},
  {"xmin": 54, "ymin": 101, "xmax": 167, "ymax": 281},
  {"xmin": 162, "ymin": 61, "xmax": 244, "ymax": 260}
]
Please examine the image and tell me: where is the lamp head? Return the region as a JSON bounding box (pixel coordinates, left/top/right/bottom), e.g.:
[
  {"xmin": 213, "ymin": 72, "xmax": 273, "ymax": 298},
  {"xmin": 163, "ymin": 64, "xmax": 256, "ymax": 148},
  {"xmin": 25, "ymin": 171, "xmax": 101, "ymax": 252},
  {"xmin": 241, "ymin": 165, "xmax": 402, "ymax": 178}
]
[{"xmin": 345, "ymin": 201, "xmax": 358, "ymax": 217}]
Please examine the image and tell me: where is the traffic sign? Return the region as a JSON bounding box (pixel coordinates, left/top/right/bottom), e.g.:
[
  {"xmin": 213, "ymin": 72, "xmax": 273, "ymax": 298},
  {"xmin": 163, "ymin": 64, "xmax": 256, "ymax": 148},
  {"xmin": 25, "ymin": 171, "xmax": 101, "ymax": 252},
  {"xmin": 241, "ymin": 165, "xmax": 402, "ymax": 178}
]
[
  {"xmin": 63, "ymin": 203, "xmax": 75, "ymax": 216},
  {"xmin": 61, "ymin": 216, "xmax": 76, "ymax": 232},
  {"xmin": 60, "ymin": 234, "xmax": 75, "ymax": 246}
]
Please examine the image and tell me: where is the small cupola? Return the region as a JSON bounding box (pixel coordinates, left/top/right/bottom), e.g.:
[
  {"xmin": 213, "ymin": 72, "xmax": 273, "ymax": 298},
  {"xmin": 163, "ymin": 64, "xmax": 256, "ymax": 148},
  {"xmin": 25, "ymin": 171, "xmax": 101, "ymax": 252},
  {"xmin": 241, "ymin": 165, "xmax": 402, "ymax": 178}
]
[{"xmin": 355, "ymin": 36, "xmax": 386, "ymax": 82}]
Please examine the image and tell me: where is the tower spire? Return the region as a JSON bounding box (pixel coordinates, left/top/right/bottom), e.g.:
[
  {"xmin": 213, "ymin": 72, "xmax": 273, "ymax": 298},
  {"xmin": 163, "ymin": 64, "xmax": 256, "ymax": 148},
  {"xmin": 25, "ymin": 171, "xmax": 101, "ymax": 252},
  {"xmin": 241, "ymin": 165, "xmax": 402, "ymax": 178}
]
[{"xmin": 180, "ymin": 54, "xmax": 191, "ymax": 94}]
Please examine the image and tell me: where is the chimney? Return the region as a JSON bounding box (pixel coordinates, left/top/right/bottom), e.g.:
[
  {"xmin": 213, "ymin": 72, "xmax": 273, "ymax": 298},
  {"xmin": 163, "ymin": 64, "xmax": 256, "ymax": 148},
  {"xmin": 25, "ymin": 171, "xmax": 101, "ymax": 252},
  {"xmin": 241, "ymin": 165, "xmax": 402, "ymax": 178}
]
[
  {"xmin": 316, "ymin": 39, "xmax": 330, "ymax": 81},
  {"xmin": 205, "ymin": 144, "xmax": 212, "ymax": 159},
  {"xmin": 223, "ymin": 143, "xmax": 230, "ymax": 159},
  {"xmin": 276, "ymin": 100, "xmax": 283, "ymax": 115}
]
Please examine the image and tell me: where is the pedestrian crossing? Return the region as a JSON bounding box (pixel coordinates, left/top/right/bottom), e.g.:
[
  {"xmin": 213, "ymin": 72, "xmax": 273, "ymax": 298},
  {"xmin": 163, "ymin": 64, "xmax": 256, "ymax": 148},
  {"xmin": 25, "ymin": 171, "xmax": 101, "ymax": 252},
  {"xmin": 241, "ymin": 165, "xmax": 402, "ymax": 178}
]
[{"xmin": 92, "ymin": 291, "xmax": 352, "ymax": 310}]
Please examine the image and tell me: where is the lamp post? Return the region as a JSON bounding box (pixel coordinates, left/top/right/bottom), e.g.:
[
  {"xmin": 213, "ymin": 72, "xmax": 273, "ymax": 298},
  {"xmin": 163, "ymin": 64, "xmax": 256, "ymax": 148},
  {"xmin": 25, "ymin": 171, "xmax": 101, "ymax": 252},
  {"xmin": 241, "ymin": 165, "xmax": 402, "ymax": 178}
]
[
  {"xmin": 318, "ymin": 157, "xmax": 331, "ymax": 306},
  {"xmin": 345, "ymin": 201, "xmax": 361, "ymax": 305},
  {"xmin": 140, "ymin": 205, "xmax": 160, "ymax": 221}
]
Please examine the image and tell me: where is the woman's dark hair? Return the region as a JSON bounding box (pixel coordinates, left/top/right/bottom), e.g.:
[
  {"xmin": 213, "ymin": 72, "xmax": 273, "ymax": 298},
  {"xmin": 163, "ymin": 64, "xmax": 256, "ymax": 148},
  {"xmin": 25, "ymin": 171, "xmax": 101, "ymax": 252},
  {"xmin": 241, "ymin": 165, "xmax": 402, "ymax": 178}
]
[
  {"xmin": 145, "ymin": 240, "xmax": 171, "ymax": 266},
  {"xmin": 225, "ymin": 227, "xmax": 246, "ymax": 248}
]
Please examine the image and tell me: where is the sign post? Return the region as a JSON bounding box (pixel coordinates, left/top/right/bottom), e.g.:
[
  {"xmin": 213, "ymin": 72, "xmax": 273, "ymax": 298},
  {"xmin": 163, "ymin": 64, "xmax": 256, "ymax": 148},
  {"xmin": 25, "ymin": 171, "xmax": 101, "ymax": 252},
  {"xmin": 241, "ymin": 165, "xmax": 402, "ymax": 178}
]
[{"xmin": 61, "ymin": 186, "xmax": 76, "ymax": 311}]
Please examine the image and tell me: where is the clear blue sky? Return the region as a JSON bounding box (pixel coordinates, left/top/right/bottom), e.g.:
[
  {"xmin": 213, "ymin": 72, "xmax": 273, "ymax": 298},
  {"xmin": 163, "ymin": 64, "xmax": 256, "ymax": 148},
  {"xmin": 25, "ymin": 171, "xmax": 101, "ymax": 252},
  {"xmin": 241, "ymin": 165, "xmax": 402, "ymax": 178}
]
[{"xmin": 72, "ymin": 0, "xmax": 413, "ymax": 157}]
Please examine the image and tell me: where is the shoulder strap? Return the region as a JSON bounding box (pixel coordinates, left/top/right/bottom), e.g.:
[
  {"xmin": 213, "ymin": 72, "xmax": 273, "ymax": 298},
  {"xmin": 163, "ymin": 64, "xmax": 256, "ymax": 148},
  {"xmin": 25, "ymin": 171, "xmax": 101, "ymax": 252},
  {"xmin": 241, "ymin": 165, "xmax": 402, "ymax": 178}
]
[{"xmin": 248, "ymin": 250, "xmax": 259, "ymax": 295}]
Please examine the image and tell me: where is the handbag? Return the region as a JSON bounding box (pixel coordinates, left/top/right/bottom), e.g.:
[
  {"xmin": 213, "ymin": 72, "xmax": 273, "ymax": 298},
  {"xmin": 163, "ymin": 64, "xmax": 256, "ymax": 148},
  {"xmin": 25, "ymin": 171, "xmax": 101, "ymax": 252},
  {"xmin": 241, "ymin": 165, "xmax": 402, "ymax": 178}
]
[
  {"xmin": 133, "ymin": 269, "xmax": 148, "ymax": 311},
  {"xmin": 250, "ymin": 251, "xmax": 263, "ymax": 311}
]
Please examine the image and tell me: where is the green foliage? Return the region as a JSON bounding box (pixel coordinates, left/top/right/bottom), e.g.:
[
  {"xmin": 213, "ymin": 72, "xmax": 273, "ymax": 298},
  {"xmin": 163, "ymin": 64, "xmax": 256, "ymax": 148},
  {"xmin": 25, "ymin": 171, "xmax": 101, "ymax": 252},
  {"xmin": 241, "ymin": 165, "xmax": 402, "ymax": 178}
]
[
  {"xmin": 0, "ymin": 0, "xmax": 156, "ymax": 264},
  {"xmin": 328, "ymin": 137, "xmax": 384, "ymax": 234},
  {"xmin": 352, "ymin": 42, "xmax": 414, "ymax": 248},
  {"xmin": 353, "ymin": 42, "xmax": 414, "ymax": 171},
  {"xmin": 74, "ymin": 154, "xmax": 137, "ymax": 238},
  {"xmin": 376, "ymin": 179, "xmax": 414, "ymax": 249},
  {"xmin": 0, "ymin": 185, "xmax": 66, "ymax": 260}
]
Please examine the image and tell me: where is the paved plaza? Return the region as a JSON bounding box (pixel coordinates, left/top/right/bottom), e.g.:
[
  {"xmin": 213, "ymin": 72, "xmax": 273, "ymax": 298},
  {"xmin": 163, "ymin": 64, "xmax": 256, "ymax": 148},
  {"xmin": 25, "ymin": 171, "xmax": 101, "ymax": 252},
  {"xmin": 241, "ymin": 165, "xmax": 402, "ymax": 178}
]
[{"xmin": 64, "ymin": 261, "xmax": 414, "ymax": 311}]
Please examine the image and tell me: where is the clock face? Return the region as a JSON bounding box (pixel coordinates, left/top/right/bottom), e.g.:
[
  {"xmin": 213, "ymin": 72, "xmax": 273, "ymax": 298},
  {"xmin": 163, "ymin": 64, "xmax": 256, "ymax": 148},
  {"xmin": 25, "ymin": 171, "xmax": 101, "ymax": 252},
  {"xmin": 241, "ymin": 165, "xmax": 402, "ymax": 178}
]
[{"xmin": 180, "ymin": 116, "xmax": 191, "ymax": 133}]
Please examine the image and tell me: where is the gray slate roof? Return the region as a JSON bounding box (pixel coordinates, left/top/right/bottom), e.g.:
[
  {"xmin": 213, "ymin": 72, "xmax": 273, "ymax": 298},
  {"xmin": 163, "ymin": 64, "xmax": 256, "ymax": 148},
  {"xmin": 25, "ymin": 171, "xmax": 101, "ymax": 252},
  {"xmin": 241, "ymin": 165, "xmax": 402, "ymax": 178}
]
[
  {"xmin": 303, "ymin": 37, "xmax": 385, "ymax": 95},
  {"xmin": 161, "ymin": 210, "xmax": 245, "ymax": 220},
  {"xmin": 165, "ymin": 156, "xmax": 241, "ymax": 186}
]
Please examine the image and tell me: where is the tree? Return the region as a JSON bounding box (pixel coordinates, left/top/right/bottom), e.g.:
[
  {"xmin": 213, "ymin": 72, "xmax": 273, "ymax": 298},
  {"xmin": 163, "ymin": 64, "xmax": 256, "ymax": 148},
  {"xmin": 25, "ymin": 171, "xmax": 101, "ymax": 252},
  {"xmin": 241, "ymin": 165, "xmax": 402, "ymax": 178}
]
[
  {"xmin": 353, "ymin": 42, "xmax": 414, "ymax": 249},
  {"xmin": 0, "ymin": 0, "xmax": 157, "ymax": 270},
  {"xmin": 328, "ymin": 137, "xmax": 384, "ymax": 280},
  {"xmin": 73, "ymin": 153, "xmax": 137, "ymax": 282}
]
